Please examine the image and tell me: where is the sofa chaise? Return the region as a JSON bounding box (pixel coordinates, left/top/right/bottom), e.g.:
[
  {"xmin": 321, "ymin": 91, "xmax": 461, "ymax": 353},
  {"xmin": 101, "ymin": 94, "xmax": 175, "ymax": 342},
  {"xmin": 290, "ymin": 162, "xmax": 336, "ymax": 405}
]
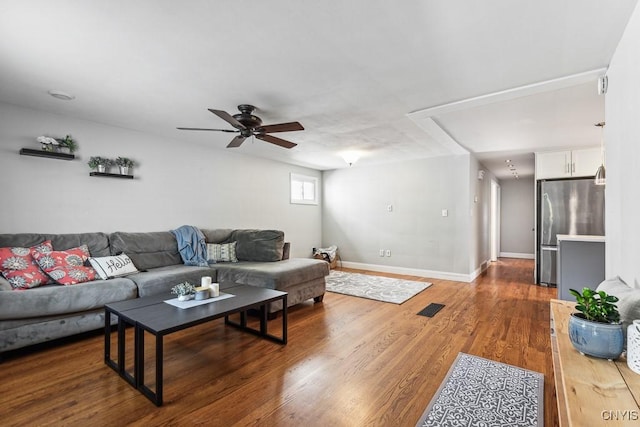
[{"xmin": 0, "ymin": 228, "xmax": 329, "ymax": 354}]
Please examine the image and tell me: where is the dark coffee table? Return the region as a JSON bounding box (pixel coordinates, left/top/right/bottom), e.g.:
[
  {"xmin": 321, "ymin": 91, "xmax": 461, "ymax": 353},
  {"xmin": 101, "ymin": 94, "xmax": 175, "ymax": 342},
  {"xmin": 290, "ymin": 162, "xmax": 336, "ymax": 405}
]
[{"xmin": 104, "ymin": 284, "xmax": 287, "ymax": 406}]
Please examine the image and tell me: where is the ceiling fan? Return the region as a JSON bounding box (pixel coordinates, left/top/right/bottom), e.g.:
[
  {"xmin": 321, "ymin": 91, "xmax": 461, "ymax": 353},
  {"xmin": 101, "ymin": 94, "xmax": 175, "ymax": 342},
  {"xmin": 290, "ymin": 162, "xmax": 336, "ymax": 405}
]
[{"xmin": 177, "ymin": 104, "xmax": 304, "ymax": 149}]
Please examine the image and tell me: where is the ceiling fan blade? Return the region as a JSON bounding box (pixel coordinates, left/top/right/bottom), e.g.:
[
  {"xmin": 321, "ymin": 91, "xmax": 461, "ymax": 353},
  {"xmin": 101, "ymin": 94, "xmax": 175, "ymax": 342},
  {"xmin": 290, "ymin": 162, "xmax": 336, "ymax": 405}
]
[
  {"xmin": 256, "ymin": 133, "xmax": 297, "ymax": 149},
  {"xmin": 176, "ymin": 127, "xmax": 238, "ymax": 133},
  {"xmin": 259, "ymin": 121, "xmax": 304, "ymax": 133},
  {"xmin": 227, "ymin": 135, "xmax": 246, "ymax": 148},
  {"xmin": 208, "ymin": 109, "xmax": 246, "ymax": 130}
]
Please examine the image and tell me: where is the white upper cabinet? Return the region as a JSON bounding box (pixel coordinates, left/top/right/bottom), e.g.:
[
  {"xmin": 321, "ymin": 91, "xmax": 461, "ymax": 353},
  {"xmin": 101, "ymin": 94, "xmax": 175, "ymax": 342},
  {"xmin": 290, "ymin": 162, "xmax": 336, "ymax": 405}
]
[
  {"xmin": 535, "ymin": 147, "xmax": 601, "ymax": 180},
  {"xmin": 571, "ymin": 148, "xmax": 602, "ymax": 177},
  {"xmin": 536, "ymin": 151, "xmax": 572, "ymax": 179}
]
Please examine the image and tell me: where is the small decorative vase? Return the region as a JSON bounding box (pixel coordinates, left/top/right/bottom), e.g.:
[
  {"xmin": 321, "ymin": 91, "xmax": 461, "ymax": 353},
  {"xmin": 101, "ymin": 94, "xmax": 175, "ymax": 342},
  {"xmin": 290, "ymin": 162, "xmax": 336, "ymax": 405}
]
[
  {"xmin": 97, "ymin": 165, "xmax": 106, "ymax": 173},
  {"xmin": 569, "ymin": 313, "xmax": 624, "ymax": 360},
  {"xmin": 195, "ymin": 289, "xmax": 210, "ymax": 300},
  {"xmin": 177, "ymin": 294, "xmax": 193, "ymax": 302},
  {"xmin": 119, "ymin": 166, "xmax": 129, "ymax": 175},
  {"xmin": 628, "ymin": 320, "xmax": 640, "ymax": 374}
]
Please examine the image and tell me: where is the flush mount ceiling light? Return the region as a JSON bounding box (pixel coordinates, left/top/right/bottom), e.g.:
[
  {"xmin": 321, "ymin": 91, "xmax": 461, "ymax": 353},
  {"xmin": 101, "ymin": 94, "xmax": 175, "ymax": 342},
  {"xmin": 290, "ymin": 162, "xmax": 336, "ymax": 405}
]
[
  {"xmin": 47, "ymin": 90, "xmax": 75, "ymax": 101},
  {"xmin": 341, "ymin": 151, "xmax": 360, "ymax": 166}
]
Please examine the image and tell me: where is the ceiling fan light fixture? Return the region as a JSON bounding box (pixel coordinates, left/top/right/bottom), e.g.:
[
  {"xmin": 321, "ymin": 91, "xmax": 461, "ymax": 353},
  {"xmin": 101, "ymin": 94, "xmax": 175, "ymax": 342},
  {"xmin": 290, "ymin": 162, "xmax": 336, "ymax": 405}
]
[{"xmin": 177, "ymin": 104, "xmax": 303, "ymax": 149}]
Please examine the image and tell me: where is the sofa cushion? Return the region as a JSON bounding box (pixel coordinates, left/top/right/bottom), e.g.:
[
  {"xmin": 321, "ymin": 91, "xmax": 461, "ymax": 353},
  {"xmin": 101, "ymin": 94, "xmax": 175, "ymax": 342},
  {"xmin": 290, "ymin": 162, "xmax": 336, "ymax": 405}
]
[
  {"xmin": 33, "ymin": 244, "xmax": 97, "ymax": 285},
  {"xmin": 0, "ymin": 277, "xmax": 137, "ymax": 320},
  {"xmin": 229, "ymin": 229, "xmax": 285, "ymax": 262},
  {"xmin": 0, "ymin": 240, "xmax": 53, "ymax": 289},
  {"xmin": 89, "ymin": 254, "xmax": 139, "ymax": 280},
  {"xmin": 109, "ymin": 231, "xmax": 182, "ymax": 270},
  {"xmin": 201, "ymin": 229, "xmax": 234, "ymax": 244},
  {"xmin": 126, "ymin": 264, "xmax": 218, "ymax": 297},
  {"xmin": 0, "ymin": 232, "xmax": 111, "ymax": 257},
  {"xmin": 215, "ymin": 258, "xmax": 329, "ymax": 291},
  {"xmin": 207, "ymin": 242, "xmax": 238, "ymax": 263}
]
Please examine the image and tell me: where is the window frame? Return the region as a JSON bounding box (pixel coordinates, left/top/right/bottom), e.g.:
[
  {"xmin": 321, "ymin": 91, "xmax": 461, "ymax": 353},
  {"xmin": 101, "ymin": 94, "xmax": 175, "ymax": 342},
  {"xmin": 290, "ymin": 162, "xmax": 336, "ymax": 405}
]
[{"xmin": 290, "ymin": 173, "xmax": 319, "ymax": 205}]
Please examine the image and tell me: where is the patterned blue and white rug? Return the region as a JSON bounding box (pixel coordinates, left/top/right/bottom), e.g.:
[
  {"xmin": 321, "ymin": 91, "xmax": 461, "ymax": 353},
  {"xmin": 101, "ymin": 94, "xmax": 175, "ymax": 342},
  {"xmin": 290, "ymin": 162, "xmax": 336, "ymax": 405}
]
[
  {"xmin": 325, "ymin": 270, "xmax": 431, "ymax": 304},
  {"xmin": 416, "ymin": 353, "xmax": 544, "ymax": 427}
]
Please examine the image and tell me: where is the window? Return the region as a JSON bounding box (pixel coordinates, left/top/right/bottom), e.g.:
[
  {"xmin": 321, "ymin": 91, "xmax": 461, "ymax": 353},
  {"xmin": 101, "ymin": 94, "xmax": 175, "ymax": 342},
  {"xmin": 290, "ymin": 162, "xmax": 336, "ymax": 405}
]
[{"xmin": 290, "ymin": 173, "xmax": 318, "ymax": 205}]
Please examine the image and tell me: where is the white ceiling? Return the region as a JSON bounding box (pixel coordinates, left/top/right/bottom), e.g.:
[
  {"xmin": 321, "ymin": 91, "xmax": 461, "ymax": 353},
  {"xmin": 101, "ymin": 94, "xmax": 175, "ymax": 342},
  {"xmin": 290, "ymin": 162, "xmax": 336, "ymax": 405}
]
[{"xmin": 0, "ymin": 0, "xmax": 637, "ymax": 179}]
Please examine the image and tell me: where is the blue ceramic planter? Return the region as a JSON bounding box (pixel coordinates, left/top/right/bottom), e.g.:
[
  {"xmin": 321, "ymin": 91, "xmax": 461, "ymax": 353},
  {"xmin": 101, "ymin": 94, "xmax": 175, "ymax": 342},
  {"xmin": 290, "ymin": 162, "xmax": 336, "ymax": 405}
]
[{"xmin": 568, "ymin": 313, "xmax": 624, "ymax": 360}]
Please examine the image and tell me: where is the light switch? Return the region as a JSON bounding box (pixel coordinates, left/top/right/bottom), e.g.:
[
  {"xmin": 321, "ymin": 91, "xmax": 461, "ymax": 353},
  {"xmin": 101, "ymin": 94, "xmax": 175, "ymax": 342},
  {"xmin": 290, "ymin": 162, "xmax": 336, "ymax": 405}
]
[
  {"xmin": 387, "ymin": 204, "xmax": 393, "ymax": 212},
  {"xmin": 442, "ymin": 209, "xmax": 448, "ymax": 217}
]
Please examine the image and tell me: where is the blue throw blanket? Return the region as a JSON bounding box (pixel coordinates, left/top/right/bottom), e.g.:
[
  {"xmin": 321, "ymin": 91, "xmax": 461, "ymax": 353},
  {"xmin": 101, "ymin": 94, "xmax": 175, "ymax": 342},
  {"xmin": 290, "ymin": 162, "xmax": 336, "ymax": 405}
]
[{"xmin": 171, "ymin": 225, "xmax": 209, "ymax": 267}]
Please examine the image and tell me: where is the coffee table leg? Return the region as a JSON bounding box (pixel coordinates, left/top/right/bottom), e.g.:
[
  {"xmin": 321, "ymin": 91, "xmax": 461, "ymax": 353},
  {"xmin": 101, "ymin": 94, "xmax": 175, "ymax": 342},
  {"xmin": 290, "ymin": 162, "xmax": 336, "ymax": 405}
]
[
  {"xmin": 260, "ymin": 304, "xmax": 267, "ymax": 335},
  {"xmin": 104, "ymin": 308, "xmax": 112, "ymax": 367},
  {"xmin": 156, "ymin": 334, "xmax": 163, "ymax": 406},
  {"xmin": 135, "ymin": 325, "xmax": 142, "ymax": 388},
  {"xmin": 282, "ymin": 295, "xmax": 288, "ymax": 344},
  {"xmin": 137, "ymin": 328, "xmax": 163, "ymax": 406},
  {"xmin": 117, "ymin": 317, "xmax": 126, "ymax": 376}
]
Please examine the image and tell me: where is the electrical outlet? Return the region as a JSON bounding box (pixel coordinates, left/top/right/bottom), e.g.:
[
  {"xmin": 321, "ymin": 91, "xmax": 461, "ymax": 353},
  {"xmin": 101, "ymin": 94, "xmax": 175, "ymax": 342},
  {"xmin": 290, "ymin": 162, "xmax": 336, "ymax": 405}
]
[
  {"xmin": 385, "ymin": 249, "xmax": 391, "ymax": 257},
  {"xmin": 442, "ymin": 209, "xmax": 448, "ymax": 217},
  {"xmin": 379, "ymin": 249, "xmax": 385, "ymax": 257}
]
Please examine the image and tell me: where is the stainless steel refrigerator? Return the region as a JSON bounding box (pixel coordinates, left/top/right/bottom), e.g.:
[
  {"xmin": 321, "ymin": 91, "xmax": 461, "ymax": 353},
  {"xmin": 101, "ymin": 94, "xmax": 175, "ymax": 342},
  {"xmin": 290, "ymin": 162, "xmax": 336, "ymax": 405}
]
[{"xmin": 537, "ymin": 178, "xmax": 605, "ymax": 285}]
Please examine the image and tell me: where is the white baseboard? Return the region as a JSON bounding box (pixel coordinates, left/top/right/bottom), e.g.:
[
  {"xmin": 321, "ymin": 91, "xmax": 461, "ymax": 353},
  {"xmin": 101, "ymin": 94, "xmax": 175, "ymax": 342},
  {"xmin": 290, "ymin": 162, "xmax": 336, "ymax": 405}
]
[
  {"xmin": 469, "ymin": 259, "xmax": 491, "ymax": 281},
  {"xmin": 339, "ymin": 261, "xmax": 473, "ymax": 283},
  {"xmin": 499, "ymin": 252, "xmax": 535, "ymax": 259}
]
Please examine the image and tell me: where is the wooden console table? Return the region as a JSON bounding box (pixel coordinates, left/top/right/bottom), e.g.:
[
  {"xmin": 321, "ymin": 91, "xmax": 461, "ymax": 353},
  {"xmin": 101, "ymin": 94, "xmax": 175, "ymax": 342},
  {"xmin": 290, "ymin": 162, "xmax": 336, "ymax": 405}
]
[{"xmin": 550, "ymin": 299, "xmax": 640, "ymax": 426}]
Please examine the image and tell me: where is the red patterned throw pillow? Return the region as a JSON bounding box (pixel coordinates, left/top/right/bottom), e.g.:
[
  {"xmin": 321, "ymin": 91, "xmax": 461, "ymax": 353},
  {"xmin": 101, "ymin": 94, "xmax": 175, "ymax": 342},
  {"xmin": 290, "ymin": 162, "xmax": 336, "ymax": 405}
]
[
  {"xmin": 0, "ymin": 241, "xmax": 53, "ymax": 289},
  {"xmin": 32, "ymin": 244, "xmax": 97, "ymax": 285}
]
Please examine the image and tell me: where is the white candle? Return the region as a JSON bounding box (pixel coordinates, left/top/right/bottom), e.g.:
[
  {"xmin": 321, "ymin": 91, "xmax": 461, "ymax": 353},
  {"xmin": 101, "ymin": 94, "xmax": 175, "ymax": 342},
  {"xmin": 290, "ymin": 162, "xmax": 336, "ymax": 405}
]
[
  {"xmin": 211, "ymin": 283, "xmax": 220, "ymax": 297},
  {"xmin": 201, "ymin": 276, "xmax": 212, "ymax": 288}
]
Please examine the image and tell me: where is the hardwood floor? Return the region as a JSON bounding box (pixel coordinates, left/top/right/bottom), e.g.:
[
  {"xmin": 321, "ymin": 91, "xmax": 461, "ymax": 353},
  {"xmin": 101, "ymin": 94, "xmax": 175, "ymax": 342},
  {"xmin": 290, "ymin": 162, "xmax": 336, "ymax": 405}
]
[{"xmin": 0, "ymin": 258, "xmax": 558, "ymax": 426}]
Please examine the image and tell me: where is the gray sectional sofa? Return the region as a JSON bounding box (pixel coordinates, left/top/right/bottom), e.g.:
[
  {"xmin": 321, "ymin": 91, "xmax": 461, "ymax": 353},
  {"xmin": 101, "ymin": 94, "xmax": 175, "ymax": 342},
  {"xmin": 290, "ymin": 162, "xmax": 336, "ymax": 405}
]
[{"xmin": 0, "ymin": 229, "xmax": 329, "ymax": 353}]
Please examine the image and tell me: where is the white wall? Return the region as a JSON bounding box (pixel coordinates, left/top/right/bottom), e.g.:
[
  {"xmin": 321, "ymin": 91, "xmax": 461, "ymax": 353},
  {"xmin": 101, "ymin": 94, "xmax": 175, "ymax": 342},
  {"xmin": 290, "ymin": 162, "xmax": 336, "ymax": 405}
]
[
  {"xmin": 605, "ymin": 2, "xmax": 640, "ymax": 288},
  {"xmin": 0, "ymin": 103, "xmax": 322, "ymax": 258},
  {"xmin": 322, "ymin": 154, "xmax": 489, "ymax": 281},
  {"xmin": 499, "ymin": 178, "xmax": 535, "ymax": 258}
]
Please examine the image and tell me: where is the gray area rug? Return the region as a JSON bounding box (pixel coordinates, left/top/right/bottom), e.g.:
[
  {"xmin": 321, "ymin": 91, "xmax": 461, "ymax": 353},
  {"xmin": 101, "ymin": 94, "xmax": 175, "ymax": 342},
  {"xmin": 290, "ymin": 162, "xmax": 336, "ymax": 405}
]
[
  {"xmin": 325, "ymin": 270, "xmax": 431, "ymax": 304},
  {"xmin": 416, "ymin": 353, "xmax": 544, "ymax": 427}
]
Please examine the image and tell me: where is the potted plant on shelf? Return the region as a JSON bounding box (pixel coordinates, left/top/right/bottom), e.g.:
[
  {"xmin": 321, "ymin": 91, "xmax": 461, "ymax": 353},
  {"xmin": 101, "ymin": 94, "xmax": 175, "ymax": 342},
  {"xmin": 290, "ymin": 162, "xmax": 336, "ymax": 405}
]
[
  {"xmin": 171, "ymin": 281, "xmax": 196, "ymax": 301},
  {"xmin": 568, "ymin": 287, "xmax": 624, "ymax": 360},
  {"xmin": 36, "ymin": 136, "xmax": 60, "ymax": 152},
  {"xmin": 115, "ymin": 157, "xmax": 135, "ymax": 175},
  {"xmin": 87, "ymin": 156, "xmax": 113, "ymax": 173},
  {"xmin": 57, "ymin": 135, "xmax": 78, "ymax": 154}
]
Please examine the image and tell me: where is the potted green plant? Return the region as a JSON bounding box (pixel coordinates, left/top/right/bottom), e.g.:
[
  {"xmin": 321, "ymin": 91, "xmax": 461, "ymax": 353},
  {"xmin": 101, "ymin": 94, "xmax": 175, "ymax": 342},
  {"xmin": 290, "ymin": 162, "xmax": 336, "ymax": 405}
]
[
  {"xmin": 57, "ymin": 135, "xmax": 78, "ymax": 154},
  {"xmin": 87, "ymin": 156, "xmax": 113, "ymax": 173},
  {"xmin": 115, "ymin": 157, "xmax": 135, "ymax": 175},
  {"xmin": 171, "ymin": 281, "xmax": 196, "ymax": 301},
  {"xmin": 568, "ymin": 287, "xmax": 624, "ymax": 360}
]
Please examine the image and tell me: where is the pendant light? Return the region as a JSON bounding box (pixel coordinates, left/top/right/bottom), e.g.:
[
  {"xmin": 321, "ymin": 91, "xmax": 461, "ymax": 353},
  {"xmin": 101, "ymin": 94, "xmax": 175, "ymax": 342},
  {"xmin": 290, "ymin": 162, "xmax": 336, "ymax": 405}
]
[{"xmin": 594, "ymin": 121, "xmax": 606, "ymax": 185}]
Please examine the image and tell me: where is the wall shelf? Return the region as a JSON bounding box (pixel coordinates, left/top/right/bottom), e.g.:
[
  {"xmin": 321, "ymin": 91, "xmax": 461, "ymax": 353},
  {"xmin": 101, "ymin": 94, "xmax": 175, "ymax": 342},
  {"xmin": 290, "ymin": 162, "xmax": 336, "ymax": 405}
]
[
  {"xmin": 20, "ymin": 148, "xmax": 75, "ymax": 160},
  {"xmin": 89, "ymin": 172, "xmax": 134, "ymax": 179}
]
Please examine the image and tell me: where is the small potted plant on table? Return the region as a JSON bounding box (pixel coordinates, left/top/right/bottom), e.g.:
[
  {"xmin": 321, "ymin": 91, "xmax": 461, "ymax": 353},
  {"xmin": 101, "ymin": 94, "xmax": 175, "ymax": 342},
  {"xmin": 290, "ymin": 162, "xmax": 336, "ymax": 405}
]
[
  {"xmin": 568, "ymin": 287, "xmax": 624, "ymax": 360},
  {"xmin": 88, "ymin": 156, "xmax": 113, "ymax": 173},
  {"xmin": 171, "ymin": 281, "xmax": 196, "ymax": 301}
]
